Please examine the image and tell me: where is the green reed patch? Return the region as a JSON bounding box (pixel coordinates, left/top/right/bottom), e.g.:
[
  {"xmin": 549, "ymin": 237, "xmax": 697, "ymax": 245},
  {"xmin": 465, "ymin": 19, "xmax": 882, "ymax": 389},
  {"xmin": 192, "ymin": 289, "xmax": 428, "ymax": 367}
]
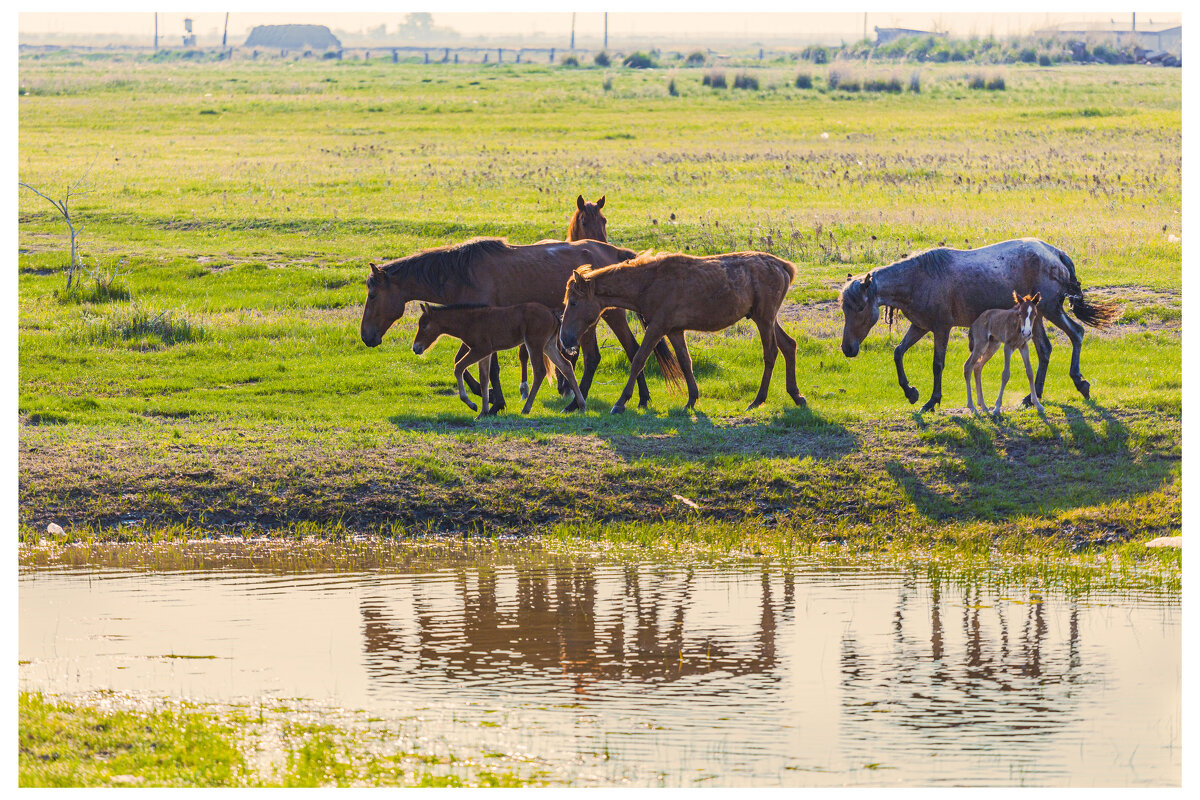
[{"xmin": 70, "ymin": 302, "xmax": 206, "ymax": 349}]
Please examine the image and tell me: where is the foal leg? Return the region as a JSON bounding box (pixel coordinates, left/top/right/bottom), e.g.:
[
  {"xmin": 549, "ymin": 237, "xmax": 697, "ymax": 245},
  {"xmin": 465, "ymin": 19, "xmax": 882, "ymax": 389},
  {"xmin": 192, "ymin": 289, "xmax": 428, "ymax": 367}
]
[
  {"xmin": 994, "ymin": 345, "xmax": 1014, "ymax": 415},
  {"xmin": 919, "ymin": 328, "xmax": 950, "ymax": 413},
  {"xmin": 748, "ymin": 316, "xmax": 779, "ymax": 410},
  {"xmin": 459, "ymin": 343, "xmax": 482, "ymax": 396},
  {"xmin": 563, "ymin": 328, "xmax": 598, "ymax": 412},
  {"xmin": 518, "ymin": 344, "xmax": 530, "ymax": 400},
  {"xmin": 477, "ymin": 352, "xmax": 494, "ymax": 420},
  {"xmin": 520, "ymin": 339, "xmax": 547, "ymax": 414},
  {"xmin": 894, "ymin": 323, "xmax": 928, "ymax": 405},
  {"xmin": 453, "ymin": 348, "xmax": 482, "ymax": 413},
  {"xmin": 1020, "ymin": 344, "xmax": 1045, "ymax": 413},
  {"xmin": 773, "ymin": 322, "xmax": 806, "ymax": 406},
  {"xmin": 667, "ymin": 332, "xmax": 699, "ymax": 411},
  {"xmin": 964, "ymin": 351, "xmax": 977, "ymax": 413},
  {"xmin": 544, "ymin": 340, "xmax": 586, "ymax": 413},
  {"xmin": 973, "ymin": 340, "xmax": 999, "ymax": 413},
  {"xmin": 1023, "ymin": 318, "xmax": 1052, "ymax": 406},
  {"xmin": 486, "ymin": 352, "xmax": 506, "ymax": 414}
]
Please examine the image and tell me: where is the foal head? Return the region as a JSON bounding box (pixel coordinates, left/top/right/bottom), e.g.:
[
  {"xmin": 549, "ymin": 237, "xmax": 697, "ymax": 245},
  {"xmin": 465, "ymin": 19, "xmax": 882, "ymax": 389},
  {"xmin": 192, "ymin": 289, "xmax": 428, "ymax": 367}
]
[
  {"xmin": 559, "ymin": 266, "xmax": 603, "ymax": 355},
  {"xmin": 360, "ymin": 263, "xmax": 408, "ymax": 348},
  {"xmin": 411, "ymin": 303, "xmax": 444, "ymax": 356},
  {"xmin": 1012, "ymin": 291, "xmax": 1043, "ymax": 338},
  {"xmin": 568, "ymin": 195, "xmax": 607, "ymax": 242},
  {"xmin": 839, "ymin": 272, "xmax": 880, "ymax": 358}
]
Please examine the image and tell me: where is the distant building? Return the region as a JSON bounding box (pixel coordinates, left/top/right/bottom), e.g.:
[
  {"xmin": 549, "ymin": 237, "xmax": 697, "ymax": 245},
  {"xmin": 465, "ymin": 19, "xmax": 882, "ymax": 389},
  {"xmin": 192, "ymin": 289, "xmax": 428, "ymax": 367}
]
[
  {"xmin": 1035, "ymin": 20, "xmax": 1181, "ymax": 55},
  {"xmin": 243, "ymin": 24, "xmax": 341, "ymax": 51},
  {"xmin": 874, "ymin": 27, "xmax": 944, "ymax": 45}
]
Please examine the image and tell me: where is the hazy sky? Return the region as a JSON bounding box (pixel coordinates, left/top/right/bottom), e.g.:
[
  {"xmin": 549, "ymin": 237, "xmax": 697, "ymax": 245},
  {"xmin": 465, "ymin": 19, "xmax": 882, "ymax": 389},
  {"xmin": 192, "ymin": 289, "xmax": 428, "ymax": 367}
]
[{"xmin": 18, "ymin": 9, "xmax": 1183, "ymax": 41}]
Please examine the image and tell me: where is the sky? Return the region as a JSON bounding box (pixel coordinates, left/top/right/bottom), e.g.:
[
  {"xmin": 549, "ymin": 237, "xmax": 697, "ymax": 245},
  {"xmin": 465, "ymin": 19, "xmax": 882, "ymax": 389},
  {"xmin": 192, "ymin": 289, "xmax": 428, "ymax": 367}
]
[{"xmin": 17, "ymin": 9, "xmax": 1183, "ymax": 44}]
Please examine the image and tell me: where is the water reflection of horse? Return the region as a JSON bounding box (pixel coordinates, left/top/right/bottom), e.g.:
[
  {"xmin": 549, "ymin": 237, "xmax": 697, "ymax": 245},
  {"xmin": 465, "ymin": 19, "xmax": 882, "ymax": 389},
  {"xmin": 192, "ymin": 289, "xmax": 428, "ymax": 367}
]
[{"xmin": 359, "ymin": 562, "xmax": 793, "ymax": 696}]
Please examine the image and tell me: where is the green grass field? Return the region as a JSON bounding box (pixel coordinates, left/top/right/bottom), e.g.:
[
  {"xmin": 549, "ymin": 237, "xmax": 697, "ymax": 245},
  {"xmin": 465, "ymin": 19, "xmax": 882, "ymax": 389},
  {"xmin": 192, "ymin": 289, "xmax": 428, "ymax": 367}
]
[{"xmin": 18, "ymin": 53, "xmax": 1181, "ymax": 553}]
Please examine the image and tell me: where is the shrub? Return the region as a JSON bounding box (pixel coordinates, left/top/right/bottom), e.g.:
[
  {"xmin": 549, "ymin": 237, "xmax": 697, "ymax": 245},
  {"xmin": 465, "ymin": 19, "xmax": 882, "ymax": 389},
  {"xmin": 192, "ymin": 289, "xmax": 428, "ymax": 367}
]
[
  {"xmin": 702, "ymin": 69, "xmax": 726, "ymax": 89},
  {"xmin": 668, "ymin": 78, "xmax": 678, "ymax": 96},
  {"xmin": 560, "ymin": 55, "xmax": 579, "ymax": 67},
  {"xmin": 795, "ymin": 72, "xmax": 813, "ymax": 89},
  {"xmin": 622, "ymin": 51, "xmax": 656, "ymax": 69},
  {"xmin": 1038, "ymin": 52, "xmax": 1051, "ymax": 66},
  {"xmin": 732, "ymin": 72, "xmax": 759, "ymax": 90},
  {"xmin": 827, "ymin": 66, "xmax": 860, "ymax": 92},
  {"xmin": 74, "ymin": 302, "xmax": 206, "ymax": 349},
  {"xmin": 802, "ymin": 45, "xmax": 829, "ymax": 64},
  {"xmin": 686, "ymin": 50, "xmax": 706, "ymax": 66},
  {"xmin": 601, "ymin": 75, "xmax": 613, "ymax": 92},
  {"xmin": 986, "ymin": 74, "xmax": 1006, "ymax": 91},
  {"xmin": 863, "ymin": 73, "xmax": 902, "ymax": 93},
  {"xmin": 908, "ymin": 70, "xmax": 922, "ymax": 93},
  {"xmin": 593, "ymin": 51, "xmax": 611, "ymax": 67},
  {"xmin": 1018, "ymin": 47, "xmax": 1037, "ymax": 63},
  {"xmin": 967, "ymin": 71, "xmax": 986, "ymax": 90}
]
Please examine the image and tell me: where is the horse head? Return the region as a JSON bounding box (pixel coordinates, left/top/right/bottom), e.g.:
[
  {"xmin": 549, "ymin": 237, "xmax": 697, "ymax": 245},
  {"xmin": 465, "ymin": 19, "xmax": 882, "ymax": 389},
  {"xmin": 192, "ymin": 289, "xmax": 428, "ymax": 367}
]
[
  {"xmin": 559, "ymin": 265, "xmax": 600, "ymax": 356},
  {"xmin": 839, "ymin": 271, "xmax": 880, "ymax": 358},
  {"xmin": 411, "ymin": 302, "xmax": 439, "ymax": 355},
  {"xmin": 360, "ymin": 263, "xmax": 407, "ymax": 347},
  {"xmin": 1013, "ymin": 291, "xmax": 1043, "ymax": 339},
  {"xmin": 569, "ymin": 195, "xmax": 608, "ymax": 242}
]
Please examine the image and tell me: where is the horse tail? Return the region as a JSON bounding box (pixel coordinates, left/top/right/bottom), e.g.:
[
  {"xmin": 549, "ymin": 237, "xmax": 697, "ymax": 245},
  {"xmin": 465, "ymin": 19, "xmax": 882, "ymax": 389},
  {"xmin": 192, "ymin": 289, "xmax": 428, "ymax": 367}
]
[
  {"xmin": 1054, "ymin": 246, "xmax": 1121, "ymax": 329},
  {"xmin": 633, "ymin": 312, "xmax": 684, "ymax": 390}
]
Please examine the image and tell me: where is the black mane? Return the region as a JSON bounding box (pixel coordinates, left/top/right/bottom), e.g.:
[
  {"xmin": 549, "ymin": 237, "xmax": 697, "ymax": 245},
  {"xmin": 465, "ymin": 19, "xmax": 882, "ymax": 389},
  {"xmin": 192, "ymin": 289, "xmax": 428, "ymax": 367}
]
[
  {"xmin": 886, "ymin": 247, "xmax": 953, "ymax": 277},
  {"xmin": 374, "ymin": 238, "xmax": 513, "ymax": 292}
]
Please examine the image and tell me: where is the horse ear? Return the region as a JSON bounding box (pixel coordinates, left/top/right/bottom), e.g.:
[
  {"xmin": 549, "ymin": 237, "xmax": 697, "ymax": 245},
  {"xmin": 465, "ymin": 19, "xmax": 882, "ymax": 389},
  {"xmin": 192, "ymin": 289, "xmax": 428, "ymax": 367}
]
[
  {"xmin": 863, "ymin": 272, "xmax": 873, "ymax": 288},
  {"xmin": 577, "ymin": 195, "xmax": 586, "ymax": 211},
  {"xmin": 596, "ymin": 195, "xmax": 605, "ymax": 209},
  {"xmin": 1033, "ymin": 292, "xmax": 1042, "ymax": 304},
  {"xmin": 1013, "ymin": 290, "xmax": 1020, "ymax": 305},
  {"xmin": 419, "ymin": 302, "xmax": 429, "ymax": 315}
]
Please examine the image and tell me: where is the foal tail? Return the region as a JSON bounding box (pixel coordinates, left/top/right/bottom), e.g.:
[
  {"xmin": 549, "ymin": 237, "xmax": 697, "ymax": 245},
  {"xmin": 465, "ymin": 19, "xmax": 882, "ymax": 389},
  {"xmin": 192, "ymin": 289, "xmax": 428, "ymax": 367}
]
[
  {"xmin": 1055, "ymin": 248, "xmax": 1121, "ymax": 329},
  {"xmin": 634, "ymin": 312, "xmax": 685, "ymax": 390}
]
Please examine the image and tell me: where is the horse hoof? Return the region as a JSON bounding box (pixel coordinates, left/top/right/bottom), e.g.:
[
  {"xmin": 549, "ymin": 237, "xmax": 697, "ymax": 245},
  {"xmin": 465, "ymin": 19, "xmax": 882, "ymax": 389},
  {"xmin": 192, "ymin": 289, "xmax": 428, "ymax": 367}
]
[
  {"xmin": 919, "ymin": 399, "xmax": 938, "ymax": 413},
  {"xmin": 610, "ymin": 405, "xmax": 626, "ymax": 415},
  {"xmin": 465, "ymin": 401, "xmax": 478, "ymax": 412},
  {"xmin": 745, "ymin": 400, "xmax": 764, "ymax": 411},
  {"xmin": 1077, "ymin": 380, "xmax": 1091, "ymax": 399},
  {"xmin": 638, "ymin": 399, "xmax": 650, "ymax": 409},
  {"xmin": 904, "ymin": 386, "xmax": 920, "ymax": 404},
  {"xmin": 519, "ymin": 383, "xmax": 529, "ymax": 400},
  {"xmin": 792, "ymin": 393, "xmax": 806, "ymax": 407}
]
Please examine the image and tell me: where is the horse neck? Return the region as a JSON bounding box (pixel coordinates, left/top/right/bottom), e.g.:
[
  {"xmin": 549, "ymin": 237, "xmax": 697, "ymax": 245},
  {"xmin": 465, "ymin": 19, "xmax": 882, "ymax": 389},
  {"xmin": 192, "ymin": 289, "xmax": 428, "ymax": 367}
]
[
  {"xmin": 567, "ymin": 214, "xmax": 583, "ymax": 241},
  {"xmin": 590, "ymin": 266, "xmax": 647, "ymax": 310},
  {"xmin": 872, "ymin": 262, "xmax": 917, "ymax": 311},
  {"xmin": 390, "ymin": 270, "xmax": 468, "ymax": 306}
]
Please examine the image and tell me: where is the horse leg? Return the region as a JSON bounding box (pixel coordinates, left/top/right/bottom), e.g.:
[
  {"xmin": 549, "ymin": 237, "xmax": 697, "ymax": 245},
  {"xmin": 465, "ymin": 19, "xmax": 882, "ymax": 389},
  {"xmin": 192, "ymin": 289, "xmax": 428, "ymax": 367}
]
[
  {"xmin": 563, "ymin": 329, "xmax": 597, "ymax": 412},
  {"xmin": 974, "ymin": 340, "xmax": 999, "ymax": 412},
  {"xmin": 963, "ymin": 350, "xmax": 976, "ymax": 413},
  {"xmin": 919, "ymin": 328, "xmax": 950, "ymax": 413},
  {"xmin": 602, "ymin": 309, "xmax": 654, "ymax": 409},
  {"xmin": 1020, "ymin": 344, "xmax": 1045, "ymax": 413},
  {"xmin": 1023, "ymin": 318, "xmax": 1052, "ymax": 406},
  {"xmin": 611, "ymin": 327, "xmax": 666, "ymax": 415},
  {"xmin": 748, "ymin": 316, "xmax": 779, "ymax": 410},
  {"xmin": 544, "ymin": 340, "xmax": 586, "ymax": 413},
  {"xmin": 666, "ymin": 332, "xmax": 699, "ymax": 411},
  {"xmin": 994, "ymin": 345, "xmax": 1013, "ymax": 415},
  {"xmin": 894, "ymin": 323, "xmax": 928, "ymax": 405},
  {"xmin": 453, "ymin": 349, "xmax": 481, "ymax": 413},
  {"xmin": 773, "ymin": 322, "xmax": 806, "ymax": 406},
  {"xmin": 486, "ymin": 352, "xmax": 506, "ymax": 414},
  {"xmin": 520, "ymin": 339, "xmax": 547, "ymax": 414},
  {"xmin": 518, "ymin": 344, "xmax": 530, "ymax": 400},
  {"xmin": 1044, "ymin": 304, "xmax": 1089, "ymax": 399}
]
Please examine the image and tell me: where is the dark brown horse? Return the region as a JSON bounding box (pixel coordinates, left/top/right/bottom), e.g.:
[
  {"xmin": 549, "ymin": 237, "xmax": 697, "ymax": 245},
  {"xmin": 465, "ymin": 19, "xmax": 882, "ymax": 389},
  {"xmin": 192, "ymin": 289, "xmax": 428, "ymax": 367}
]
[
  {"xmin": 839, "ymin": 238, "xmax": 1119, "ymax": 412},
  {"xmin": 559, "ymin": 251, "xmax": 805, "ymax": 414},
  {"xmin": 412, "ymin": 303, "xmax": 585, "ymax": 418},
  {"xmin": 568, "ymin": 195, "xmax": 607, "ymax": 242},
  {"xmin": 360, "ymin": 237, "xmax": 661, "ymax": 412}
]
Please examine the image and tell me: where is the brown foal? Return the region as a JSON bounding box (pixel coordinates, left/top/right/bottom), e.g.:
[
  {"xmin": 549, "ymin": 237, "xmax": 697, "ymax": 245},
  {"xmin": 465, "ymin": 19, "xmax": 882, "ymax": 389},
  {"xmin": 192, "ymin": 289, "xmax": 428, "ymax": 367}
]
[
  {"xmin": 964, "ymin": 292, "xmax": 1045, "ymax": 415},
  {"xmin": 412, "ymin": 303, "xmax": 586, "ymax": 419}
]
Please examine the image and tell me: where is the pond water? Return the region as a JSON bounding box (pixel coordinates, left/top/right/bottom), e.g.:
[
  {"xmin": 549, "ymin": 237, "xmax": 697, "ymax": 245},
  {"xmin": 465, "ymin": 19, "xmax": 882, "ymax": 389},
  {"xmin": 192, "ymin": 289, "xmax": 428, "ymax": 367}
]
[{"xmin": 19, "ymin": 542, "xmax": 1180, "ymax": 787}]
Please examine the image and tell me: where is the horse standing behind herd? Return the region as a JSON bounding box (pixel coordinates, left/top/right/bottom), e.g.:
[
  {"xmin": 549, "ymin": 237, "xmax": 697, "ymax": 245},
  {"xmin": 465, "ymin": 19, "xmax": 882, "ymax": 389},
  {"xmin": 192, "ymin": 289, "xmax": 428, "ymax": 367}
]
[{"xmin": 360, "ymin": 197, "xmax": 1118, "ymax": 419}]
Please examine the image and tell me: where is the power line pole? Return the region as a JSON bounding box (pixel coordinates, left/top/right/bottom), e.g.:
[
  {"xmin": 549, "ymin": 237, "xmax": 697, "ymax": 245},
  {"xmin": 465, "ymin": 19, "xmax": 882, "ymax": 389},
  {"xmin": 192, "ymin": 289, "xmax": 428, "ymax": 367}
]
[
  {"xmin": 604, "ymin": 12, "xmax": 608, "ymax": 50},
  {"xmin": 154, "ymin": 12, "xmax": 158, "ymax": 50},
  {"xmin": 222, "ymin": 13, "xmax": 229, "ymax": 48},
  {"xmin": 570, "ymin": 12, "xmax": 575, "ymax": 50}
]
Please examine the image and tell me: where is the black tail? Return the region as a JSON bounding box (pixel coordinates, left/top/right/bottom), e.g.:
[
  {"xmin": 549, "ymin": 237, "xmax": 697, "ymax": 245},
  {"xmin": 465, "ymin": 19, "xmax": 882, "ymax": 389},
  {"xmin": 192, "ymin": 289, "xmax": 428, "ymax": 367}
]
[
  {"xmin": 1055, "ymin": 247, "xmax": 1121, "ymax": 329},
  {"xmin": 634, "ymin": 312, "xmax": 685, "ymax": 391}
]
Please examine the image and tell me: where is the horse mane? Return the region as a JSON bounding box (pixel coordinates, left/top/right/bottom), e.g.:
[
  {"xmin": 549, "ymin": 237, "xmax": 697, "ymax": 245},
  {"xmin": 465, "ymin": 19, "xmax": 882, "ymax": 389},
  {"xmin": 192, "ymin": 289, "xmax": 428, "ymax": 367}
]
[
  {"xmin": 374, "ymin": 238, "xmax": 513, "ymax": 292},
  {"xmin": 419, "ymin": 302, "xmax": 489, "ymax": 313},
  {"xmin": 885, "ymin": 247, "xmax": 953, "ymax": 277}
]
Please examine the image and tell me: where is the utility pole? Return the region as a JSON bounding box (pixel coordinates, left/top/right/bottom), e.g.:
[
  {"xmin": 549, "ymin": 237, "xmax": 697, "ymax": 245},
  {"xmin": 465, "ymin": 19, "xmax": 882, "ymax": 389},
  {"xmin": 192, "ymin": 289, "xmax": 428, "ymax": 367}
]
[
  {"xmin": 570, "ymin": 12, "xmax": 575, "ymax": 50},
  {"xmin": 154, "ymin": 12, "xmax": 158, "ymax": 50},
  {"xmin": 863, "ymin": 13, "xmax": 867, "ymax": 42},
  {"xmin": 604, "ymin": 12, "xmax": 608, "ymax": 50},
  {"xmin": 222, "ymin": 13, "xmax": 229, "ymax": 48}
]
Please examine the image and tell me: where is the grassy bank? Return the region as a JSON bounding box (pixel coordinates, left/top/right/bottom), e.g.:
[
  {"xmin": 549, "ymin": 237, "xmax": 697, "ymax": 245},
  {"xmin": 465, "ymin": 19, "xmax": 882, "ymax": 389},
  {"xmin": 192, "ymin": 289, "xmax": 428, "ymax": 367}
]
[{"xmin": 18, "ymin": 54, "xmax": 1181, "ymax": 552}]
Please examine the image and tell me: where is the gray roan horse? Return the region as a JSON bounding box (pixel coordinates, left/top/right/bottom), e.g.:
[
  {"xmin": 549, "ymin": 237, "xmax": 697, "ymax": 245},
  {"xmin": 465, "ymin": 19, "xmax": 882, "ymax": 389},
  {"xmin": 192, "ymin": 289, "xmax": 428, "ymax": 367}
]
[
  {"xmin": 360, "ymin": 237, "xmax": 665, "ymax": 413},
  {"xmin": 839, "ymin": 238, "xmax": 1119, "ymax": 412}
]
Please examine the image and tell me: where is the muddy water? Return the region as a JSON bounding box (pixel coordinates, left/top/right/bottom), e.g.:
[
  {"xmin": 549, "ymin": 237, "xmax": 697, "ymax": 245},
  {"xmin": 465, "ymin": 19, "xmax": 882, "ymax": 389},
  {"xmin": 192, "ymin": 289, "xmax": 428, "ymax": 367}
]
[{"xmin": 19, "ymin": 542, "xmax": 1179, "ymax": 787}]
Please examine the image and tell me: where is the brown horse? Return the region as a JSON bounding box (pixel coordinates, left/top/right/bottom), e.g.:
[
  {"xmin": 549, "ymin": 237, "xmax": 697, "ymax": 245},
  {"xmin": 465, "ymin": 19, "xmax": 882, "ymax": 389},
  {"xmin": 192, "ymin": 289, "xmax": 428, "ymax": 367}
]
[
  {"xmin": 965, "ymin": 292, "xmax": 1045, "ymax": 415},
  {"xmin": 839, "ymin": 238, "xmax": 1119, "ymax": 412},
  {"xmin": 412, "ymin": 303, "xmax": 585, "ymax": 418},
  {"xmin": 360, "ymin": 237, "xmax": 661, "ymax": 413},
  {"xmin": 568, "ymin": 195, "xmax": 607, "ymax": 242},
  {"xmin": 559, "ymin": 251, "xmax": 805, "ymax": 414}
]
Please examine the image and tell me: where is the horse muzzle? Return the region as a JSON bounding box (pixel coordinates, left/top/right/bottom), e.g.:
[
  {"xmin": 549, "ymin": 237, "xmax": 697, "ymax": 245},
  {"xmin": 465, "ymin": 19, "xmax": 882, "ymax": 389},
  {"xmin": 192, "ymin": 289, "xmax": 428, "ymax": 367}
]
[
  {"xmin": 362, "ymin": 333, "xmax": 383, "ymax": 348},
  {"xmin": 412, "ymin": 342, "xmax": 426, "ymax": 355},
  {"xmin": 841, "ymin": 340, "xmax": 860, "ymax": 358}
]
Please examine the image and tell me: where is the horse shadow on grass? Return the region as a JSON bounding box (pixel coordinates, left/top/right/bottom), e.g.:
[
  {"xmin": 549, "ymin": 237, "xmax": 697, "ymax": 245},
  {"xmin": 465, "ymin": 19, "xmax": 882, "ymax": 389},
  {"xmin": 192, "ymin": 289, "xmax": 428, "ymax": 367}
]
[{"xmin": 883, "ymin": 401, "xmax": 1178, "ymax": 526}]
